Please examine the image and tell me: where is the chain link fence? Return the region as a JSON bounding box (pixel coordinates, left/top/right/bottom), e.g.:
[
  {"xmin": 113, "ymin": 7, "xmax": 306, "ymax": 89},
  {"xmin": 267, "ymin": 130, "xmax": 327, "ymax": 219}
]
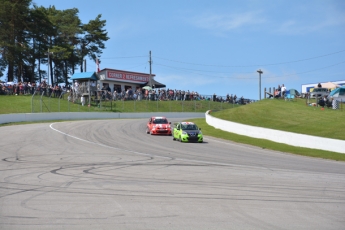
[{"xmin": 31, "ymin": 89, "xmax": 257, "ymax": 113}]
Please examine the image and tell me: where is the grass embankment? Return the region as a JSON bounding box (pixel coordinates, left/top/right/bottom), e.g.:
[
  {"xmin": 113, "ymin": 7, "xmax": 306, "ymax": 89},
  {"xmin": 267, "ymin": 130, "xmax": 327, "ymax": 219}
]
[
  {"xmin": 0, "ymin": 94, "xmax": 237, "ymax": 114},
  {"xmin": 1, "ymin": 96, "xmax": 344, "ymax": 161},
  {"xmin": 188, "ymin": 98, "xmax": 345, "ymax": 162},
  {"xmin": 212, "ymin": 98, "xmax": 345, "ymax": 140}
]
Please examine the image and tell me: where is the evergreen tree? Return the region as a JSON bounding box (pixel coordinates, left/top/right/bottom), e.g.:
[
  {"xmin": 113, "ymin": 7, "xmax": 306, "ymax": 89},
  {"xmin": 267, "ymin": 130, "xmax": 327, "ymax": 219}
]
[
  {"xmin": 0, "ymin": 1, "xmax": 109, "ymax": 84},
  {"xmin": 0, "ymin": 0, "xmax": 32, "ymax": 82},
  {"xmin": 78, "ymin": 14, "xmax": 109, "ymax": 73}
]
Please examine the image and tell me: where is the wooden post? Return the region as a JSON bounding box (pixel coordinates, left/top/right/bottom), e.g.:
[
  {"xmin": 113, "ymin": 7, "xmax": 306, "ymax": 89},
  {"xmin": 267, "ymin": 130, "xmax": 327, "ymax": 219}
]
[{"xmin": 264, "ymin": 87, "xmax": 267, "ymax": 99}]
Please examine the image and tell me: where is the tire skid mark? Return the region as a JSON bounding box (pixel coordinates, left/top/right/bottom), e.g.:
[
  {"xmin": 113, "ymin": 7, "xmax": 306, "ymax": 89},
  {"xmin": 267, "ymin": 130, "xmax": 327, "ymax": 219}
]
[
  {"xmin": 1, "ymin": 176, "xmax": 344, "ymax": 205},
  {"xmin": 3, "ymin": 157, "xmax": 345, "ymax": 200},
  {"xmin": 1, "ymin": 120, "xmax": 344, "ymax": 229},
  {"xmin": 49, "ymin": 123, "xmax": 263, "ymax": 169},
  {"xmin": 2, "ymin": 177, "xmax": 343, "ymax": 204}
]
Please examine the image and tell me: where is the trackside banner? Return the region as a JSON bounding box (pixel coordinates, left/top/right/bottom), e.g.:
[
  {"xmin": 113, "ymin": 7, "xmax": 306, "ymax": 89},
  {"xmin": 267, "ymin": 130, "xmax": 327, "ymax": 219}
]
[{"xmin": 107, "ymin": 71, "xmax": 149, "ymax": 83}]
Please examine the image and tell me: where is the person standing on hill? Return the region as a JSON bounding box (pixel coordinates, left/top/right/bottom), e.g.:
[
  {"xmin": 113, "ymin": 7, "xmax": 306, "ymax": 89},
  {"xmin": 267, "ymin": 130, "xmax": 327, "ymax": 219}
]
[
  {"xmin": 277, "ymin": 84, "xmax": 281, "ymax": 97},
  {"xmin": 274, "ymin": 89, "xmax": 280, "ymax": 98},
  {"xmin": 281, "ymin": 84, "xmax": 286, "ymax": 97},
  {"xmin": 181, "ymin": 90, "xmax": 185, "ymax": 101}
]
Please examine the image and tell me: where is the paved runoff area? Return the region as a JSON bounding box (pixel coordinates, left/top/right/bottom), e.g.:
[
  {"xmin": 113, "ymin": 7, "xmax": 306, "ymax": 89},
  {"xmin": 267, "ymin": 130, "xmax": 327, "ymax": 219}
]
[{"xmin": 1, "ymin": 119, "xmax": 345, "ymax": 230}]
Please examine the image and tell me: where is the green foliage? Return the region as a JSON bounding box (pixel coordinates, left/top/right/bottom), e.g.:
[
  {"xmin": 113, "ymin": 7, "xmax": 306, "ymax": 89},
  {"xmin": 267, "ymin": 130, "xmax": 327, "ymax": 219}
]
[
  {"xmin": 0, "ymin": 0, "xmax": 32, "ymax": 81},
  {"xmin": 0, "ymin": 0, "xmax": 109, "ymax": 83},
  {"xmin": 78, "ymin": 14, "xmax": 109, "ymax": 72}
]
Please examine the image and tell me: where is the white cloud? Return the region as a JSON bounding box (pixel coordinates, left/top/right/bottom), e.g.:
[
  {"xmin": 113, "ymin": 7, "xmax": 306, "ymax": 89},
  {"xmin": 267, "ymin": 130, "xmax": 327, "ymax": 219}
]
[
  {"xmin": 277, "ymin": 19, "xmax": 343, "ymax": 35},
  {"xmin": 276, "ymin": 5, "xmax": 345, "ymax": 35},
  {"xmin": 189, "ymin": 11, "xmax": 265, "ymax": 32}
]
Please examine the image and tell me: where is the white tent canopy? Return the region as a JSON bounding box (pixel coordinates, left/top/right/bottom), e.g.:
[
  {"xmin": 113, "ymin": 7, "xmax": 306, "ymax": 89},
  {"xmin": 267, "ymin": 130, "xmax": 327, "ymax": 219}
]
[{"xmin": 317, "ymin": 82, "xmax": 341, "ymax": 89}]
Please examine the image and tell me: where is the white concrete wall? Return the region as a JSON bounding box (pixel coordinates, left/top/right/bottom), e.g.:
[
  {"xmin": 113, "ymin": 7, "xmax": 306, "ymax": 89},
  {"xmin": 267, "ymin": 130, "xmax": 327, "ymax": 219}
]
[
  {"xmin": 205, "ymin": 111, "xmax": 345, "ymax": 154},
  {"xmin": 0, "ymin": 112, "xmax": 205, "ymax": 124}
]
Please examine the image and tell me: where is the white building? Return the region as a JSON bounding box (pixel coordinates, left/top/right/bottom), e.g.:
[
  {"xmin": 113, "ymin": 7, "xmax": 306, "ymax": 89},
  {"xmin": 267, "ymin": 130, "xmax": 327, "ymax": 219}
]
[{"xmin": 301, "ymin": 80, "xmax": 345, "ymax": 94}]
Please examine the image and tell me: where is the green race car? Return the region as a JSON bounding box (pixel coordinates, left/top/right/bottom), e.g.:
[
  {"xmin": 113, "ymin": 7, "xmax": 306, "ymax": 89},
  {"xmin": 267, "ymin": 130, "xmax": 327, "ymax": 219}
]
[{"xmin": 173, "ymin": 122, "xmax": 203, "ymax": 143}]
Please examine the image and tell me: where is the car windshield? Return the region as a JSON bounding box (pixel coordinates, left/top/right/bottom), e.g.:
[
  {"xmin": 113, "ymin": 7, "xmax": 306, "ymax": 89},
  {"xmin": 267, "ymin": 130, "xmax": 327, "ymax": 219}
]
[
  {"xmin": 153, "ymin": 119, "xmax": 168, "ymax": 124},
  {"xmin": 181, "ymin": 124, "xmax": 198, "ymax": 130},
  {"xmin": 314, "ymin": 88, "xmax": 327, "ymax": 92}
]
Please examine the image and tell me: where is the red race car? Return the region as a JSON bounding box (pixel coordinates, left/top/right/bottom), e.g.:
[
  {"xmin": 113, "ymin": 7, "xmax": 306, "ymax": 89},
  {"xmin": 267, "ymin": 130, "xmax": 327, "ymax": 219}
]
[{"xmin": 146, "ymin": 116, "xmax": 172, "ymax": 135}]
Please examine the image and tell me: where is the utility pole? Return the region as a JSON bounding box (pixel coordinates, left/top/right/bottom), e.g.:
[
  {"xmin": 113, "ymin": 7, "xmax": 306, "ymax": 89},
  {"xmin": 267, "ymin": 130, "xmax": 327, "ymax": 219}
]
[
  {"xmin": 84, "ymin": 59, "xmax": 87, "ymax": 72},
  {"xmin": 257, "ymin": 69, "xmax": 263, "ymax": 100},
  {"xmin": 149, "ymin": 51, "xmax": 152, "ymax": 87}
]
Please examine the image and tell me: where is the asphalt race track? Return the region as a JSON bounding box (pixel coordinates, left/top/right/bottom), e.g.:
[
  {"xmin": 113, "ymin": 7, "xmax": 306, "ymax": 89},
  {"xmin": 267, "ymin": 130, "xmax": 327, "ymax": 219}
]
[{"xmin": 1, "ymin": 119, "xmax": 345, "ymax": 230}]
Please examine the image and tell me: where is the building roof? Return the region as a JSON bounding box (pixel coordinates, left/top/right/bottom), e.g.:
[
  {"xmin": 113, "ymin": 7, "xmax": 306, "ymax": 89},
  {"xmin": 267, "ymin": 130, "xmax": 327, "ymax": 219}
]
[
  {"xmin": 149, "ymin": 78, "xmax": 166, "ymax": 88},
  {"xmin": 140, "ymin": 78, "xmax": 166, "ymax": 88},
  {"xmin": 70, "ymin": 70, "xmax": 166, "ymax": 88},
  {"xmin": 71, "ymin": 72, "xmax": 98, "ymax": 81}
]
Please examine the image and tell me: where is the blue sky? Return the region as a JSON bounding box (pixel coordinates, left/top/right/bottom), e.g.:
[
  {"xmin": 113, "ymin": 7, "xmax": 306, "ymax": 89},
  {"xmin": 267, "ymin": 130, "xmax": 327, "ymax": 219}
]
[{"xmin": 27, "ymin": 0, "xmax": 345, "ymax": 99}]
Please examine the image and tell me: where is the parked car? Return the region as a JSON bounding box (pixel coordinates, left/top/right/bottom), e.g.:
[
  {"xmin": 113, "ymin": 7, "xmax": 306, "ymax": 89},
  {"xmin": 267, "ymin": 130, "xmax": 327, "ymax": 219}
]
[
  {"xmin": 146, "ymin": 116, "xmax": 172, "ymax": 135},
  {"xmin": 309, "ymin": 88, "xmax": 330, "ymax": 98},
  {"xmin": 173, "ymin": 122, "xmax": 203, "ymax": 143}
]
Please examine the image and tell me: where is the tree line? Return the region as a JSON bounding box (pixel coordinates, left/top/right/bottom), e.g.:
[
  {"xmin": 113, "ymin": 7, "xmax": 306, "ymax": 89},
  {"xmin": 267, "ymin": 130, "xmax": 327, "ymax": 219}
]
[{"xmin": 0, "ymin": 0, "xmax": 109, "ymax": 85}]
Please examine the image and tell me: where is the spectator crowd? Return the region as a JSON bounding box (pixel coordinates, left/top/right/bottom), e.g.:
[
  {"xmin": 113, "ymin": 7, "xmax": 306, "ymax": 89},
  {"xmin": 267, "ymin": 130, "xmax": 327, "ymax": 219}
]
[
  {"xmin": 1, "ymin": 80, "xmax": 254, "ymax": 105},
  {"xmin": 265, "ymin": 83, "xmax": 289, "ymax": 99},
  {"xmin": 96, "ymin": 87, "xmax": 253, "ymax": 105},
  {"xmin": 0, "ymin": 80, "xmax": 69, "ymax": 98}
]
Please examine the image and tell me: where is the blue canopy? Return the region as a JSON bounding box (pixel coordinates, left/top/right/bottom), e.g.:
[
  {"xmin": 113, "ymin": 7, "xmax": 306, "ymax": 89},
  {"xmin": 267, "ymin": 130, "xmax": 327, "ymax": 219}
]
[
  {"xmin": 329, "ymin": 86, "xmax": 345, "ymax": 97},
  {"xmin": 71, "ymin": 72, "xmax": 98, "ymax": 81}
]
